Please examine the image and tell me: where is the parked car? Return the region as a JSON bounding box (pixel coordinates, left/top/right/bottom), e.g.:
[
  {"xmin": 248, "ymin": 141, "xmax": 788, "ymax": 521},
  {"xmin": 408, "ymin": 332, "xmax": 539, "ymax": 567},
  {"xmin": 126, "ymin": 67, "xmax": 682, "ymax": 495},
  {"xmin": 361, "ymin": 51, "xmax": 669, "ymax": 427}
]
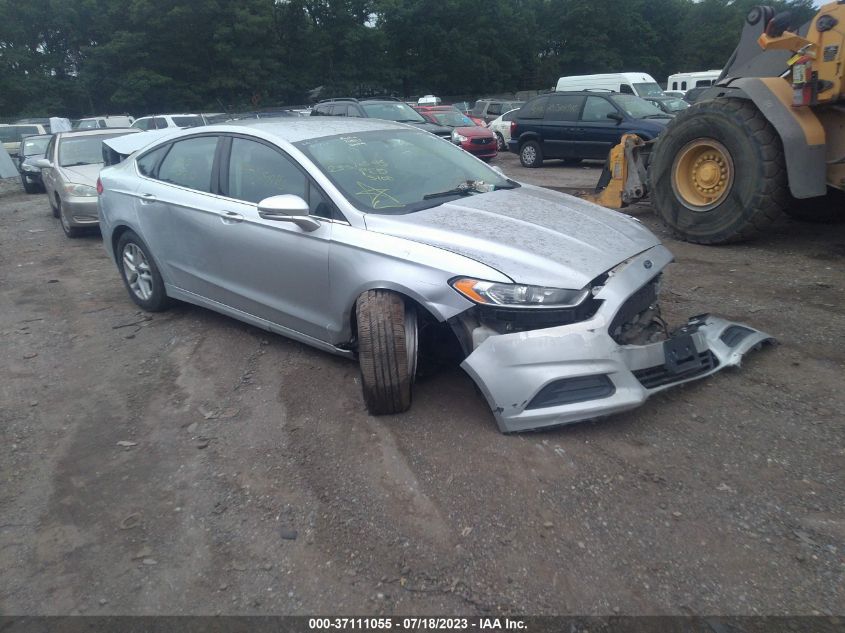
[
  {"xmin": 130, "ymin": 114, "xmax": 205, "ymax": 130},
  {"xmin": 470, "ymin": 99, "xmax": 525, "ymax": 124},
  {"xmin": 416, "ymin": 108, "xmax": 497, "ymax": 160},
  {"xmin": 643, "ymin": 95, "xmax": 690, "ymax": 116},
  {"xmin": 0, "ymin": 123, "xmax": 48, "ymax": 158},
  {"xmin": 310, "ymin": 98, "xmax": 451, "ymax": 138},
  {"xmin": 508, "ymin": 91, "xmax": 671, "ymax": 167},
  {"xmin": 17, "ymin": 134, "xmax": 52, "ymax": 193},
  {"xmin": 76, "ymin": 115, "xmax": 135, "ymax": 129},
  {"xmin": 15, "ymin": 117, "xmax": 52, "ymax": 133},
  {"xmin": 488, "ymin": 108, "xmax": 521, "ymax": 152},
  {"xmin": 35, "ymin": 128, "xmax": 140, "ymax": 237},
  {"xmin": 97, "ymin": 118, "xmax": 770, "ymax": 433}
]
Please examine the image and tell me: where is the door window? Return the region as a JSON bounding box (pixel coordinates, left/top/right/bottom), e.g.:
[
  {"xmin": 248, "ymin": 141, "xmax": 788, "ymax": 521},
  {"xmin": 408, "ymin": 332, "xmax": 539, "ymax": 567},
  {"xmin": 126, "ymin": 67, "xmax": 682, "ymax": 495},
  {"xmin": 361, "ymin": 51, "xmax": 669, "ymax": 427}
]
[
  {"xmin": 137, "ymin": 145, "xmax": 170, "ymax": 177},
  {"xmin": 329, "ymin": 104, "xmax": 348, "ymax": 117},
  {"xmin": 132, "ymin": 118, "xmax": 151, "ymax": 130},
  {"xmin": 156, "ymin": 136, "xmax": 218, "ymax": 192},
  {"xmin": 581, "ymin": 97, "xmax": 618, "ymax": 122},
  {"xmin": 544, "ymin": 95, "xmax": 584, "ymax": 121},
  {"xmin": 227, "ymin": 137, "xmax": 307, "ymax": 204},
  {"xmin": 153, "ymin": 117, "xmax": 168, "ymax": 129}
]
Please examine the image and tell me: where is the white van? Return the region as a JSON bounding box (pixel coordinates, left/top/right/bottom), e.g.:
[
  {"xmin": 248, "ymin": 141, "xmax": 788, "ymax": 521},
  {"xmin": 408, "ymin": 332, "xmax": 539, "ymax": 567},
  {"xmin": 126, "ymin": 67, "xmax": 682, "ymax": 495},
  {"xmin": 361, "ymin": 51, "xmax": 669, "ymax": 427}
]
[
  {"xmin": 555, "ymin": 72, "xmax": 663, "ymax": 97},
  {"xmin": 76, "ymin": 115, "xmax": 135, "ymax": 129},
  {"xmin": 666, "ymin": 70, "xmax": 722, "ymax": 95}
]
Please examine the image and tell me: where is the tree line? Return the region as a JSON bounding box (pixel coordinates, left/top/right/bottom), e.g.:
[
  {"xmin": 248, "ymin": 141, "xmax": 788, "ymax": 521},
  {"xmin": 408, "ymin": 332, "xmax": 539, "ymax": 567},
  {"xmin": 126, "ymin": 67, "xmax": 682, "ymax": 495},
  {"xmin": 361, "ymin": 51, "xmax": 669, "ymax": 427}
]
[{"xmin": 0, "ymin": 0, "xmax": 816, "ymax": 118}]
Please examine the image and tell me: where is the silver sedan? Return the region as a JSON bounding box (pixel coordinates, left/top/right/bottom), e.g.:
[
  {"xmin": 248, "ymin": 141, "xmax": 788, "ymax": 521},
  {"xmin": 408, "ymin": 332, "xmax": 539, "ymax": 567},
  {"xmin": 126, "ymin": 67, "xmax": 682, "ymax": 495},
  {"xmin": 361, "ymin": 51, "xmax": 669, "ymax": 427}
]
[{"xmin": 98, "ymin": 118, "xmax": 772, "ymax": 433}]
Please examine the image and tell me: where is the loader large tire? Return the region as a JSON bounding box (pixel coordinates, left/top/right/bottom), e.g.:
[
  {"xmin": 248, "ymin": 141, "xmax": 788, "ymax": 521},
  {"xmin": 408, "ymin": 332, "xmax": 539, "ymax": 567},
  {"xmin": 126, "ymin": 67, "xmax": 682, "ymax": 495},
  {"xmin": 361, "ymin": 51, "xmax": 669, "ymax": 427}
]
[
  {"xmin": 356, "ymin": 290, "xmax": 417, "ymax": 415},
  {"xmin": 650, "ymin": 98, "xmax": 788, "ymax": 244}
]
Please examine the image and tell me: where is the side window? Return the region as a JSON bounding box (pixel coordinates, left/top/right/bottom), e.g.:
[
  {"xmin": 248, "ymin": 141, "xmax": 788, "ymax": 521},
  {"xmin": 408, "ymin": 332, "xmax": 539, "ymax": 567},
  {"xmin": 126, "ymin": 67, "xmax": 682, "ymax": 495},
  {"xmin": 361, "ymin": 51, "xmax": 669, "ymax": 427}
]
[
  {"xmin": 346, "ymin": 106, "xmax": 363, "ymax": 118},
  {"xmin": 503, "ymin": 110, "xmax": 517, "ymax": 121},
  {"xmin": 309, "ymin": 181, "xmax": 338, "ymax": 220},
  {"xmin": 487, "ymin": 103, "xmax": 502, "ymax": 116},
  {"xmin": 619, "ymin": 84, "xmax": 634, "ymax": 94},
  {"xmin": 671, "ymin": 81, "xmax": 678, "ymax": 90},
  {"xmin": 227, "ymin": 137, "xmax": 306, "ymax": 204},
  {"xmin": 132, "ymin": 119, "xmax": 149, "ymax": 130},
  {"xmin": 98, "ymin": 120, "xmax": 107, "ymax": 128},
  {"xmin": 681, "ymin": 81, "xmax": 688, "ymax": 90},
  {"xmin": 696, "ymin": 79, "xmax": 713, "ymax": 87},
  {"xmin": 581, "ymin": 97, "xmax": 618, "ymax": 122},
  {"xmin": 157, "ymin": 136, "xmax": 218, "ymax": 192},
  {"xmin": 520, "ymin": 96, "xmax": 548, "ymax": 119},
  {"xmin": 544, "ymin": 95, "xmax": 585, "ymax": 121},
  {"xmin": 329, "ymin": 104, "xmax": 347, "ymax": 117},
  {"xmin": 153, "ymin": 117, "xmax": 168, "ymax": 129},
  {"xmin": 137, "ymin": 145, "xmax": 170, "ymax": 177}
]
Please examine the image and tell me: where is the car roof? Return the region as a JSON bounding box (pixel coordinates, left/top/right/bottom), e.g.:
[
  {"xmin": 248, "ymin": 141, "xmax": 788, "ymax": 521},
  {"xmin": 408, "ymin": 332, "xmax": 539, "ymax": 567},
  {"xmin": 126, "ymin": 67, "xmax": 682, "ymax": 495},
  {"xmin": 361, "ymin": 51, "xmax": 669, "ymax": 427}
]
[
  {"xmin": 58, "ymin": 128, "xmax": 141, "ymax": 139},
  {"xmin": 198, "ymin": 118, "xmax": 412, "ymax": 144}
]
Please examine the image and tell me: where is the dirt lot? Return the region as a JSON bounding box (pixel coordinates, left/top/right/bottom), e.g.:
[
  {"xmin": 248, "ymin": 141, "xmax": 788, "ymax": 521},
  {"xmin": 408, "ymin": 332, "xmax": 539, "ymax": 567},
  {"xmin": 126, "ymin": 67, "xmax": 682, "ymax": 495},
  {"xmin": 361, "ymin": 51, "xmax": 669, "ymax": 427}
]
[{"xmin": 1, "ymin": 154, "xmax": 843, "ymax": 616}]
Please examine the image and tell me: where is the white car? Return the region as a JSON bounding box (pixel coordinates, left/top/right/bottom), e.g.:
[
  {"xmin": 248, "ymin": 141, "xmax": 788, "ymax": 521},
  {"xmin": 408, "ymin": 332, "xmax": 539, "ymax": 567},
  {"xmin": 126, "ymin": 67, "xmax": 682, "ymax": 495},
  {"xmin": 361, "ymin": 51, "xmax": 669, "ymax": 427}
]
[
  {"xmin": 487, "ymin": 108, "xmax": 521, "ymax": 152},
  {"xmin": 76, "ymin": 115, "xmax": 135, "ymax": 129},
  {"xmin": 130, "ymin": 114, "xmax": 205, "ymax": 130}
]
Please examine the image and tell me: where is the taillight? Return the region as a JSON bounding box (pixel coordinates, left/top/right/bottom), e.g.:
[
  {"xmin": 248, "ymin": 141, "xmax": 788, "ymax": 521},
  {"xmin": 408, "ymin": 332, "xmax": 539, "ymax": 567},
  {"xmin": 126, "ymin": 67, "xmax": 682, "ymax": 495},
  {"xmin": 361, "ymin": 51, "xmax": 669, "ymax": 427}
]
[
  {"xmin": 96, "ymin": 177, "xmax": 103, "ymax": 195},
  {"xmin": 509, "ymin": 120, "xmax": 517, "ymax": 137}
]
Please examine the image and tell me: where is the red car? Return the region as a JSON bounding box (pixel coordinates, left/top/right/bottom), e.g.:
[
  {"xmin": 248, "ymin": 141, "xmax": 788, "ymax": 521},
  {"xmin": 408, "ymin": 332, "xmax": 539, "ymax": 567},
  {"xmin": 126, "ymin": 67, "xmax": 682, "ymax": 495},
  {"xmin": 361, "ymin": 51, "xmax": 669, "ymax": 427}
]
[{"xmin": 415, "ymin": 107, "xmax": 498, "ymax": 161}]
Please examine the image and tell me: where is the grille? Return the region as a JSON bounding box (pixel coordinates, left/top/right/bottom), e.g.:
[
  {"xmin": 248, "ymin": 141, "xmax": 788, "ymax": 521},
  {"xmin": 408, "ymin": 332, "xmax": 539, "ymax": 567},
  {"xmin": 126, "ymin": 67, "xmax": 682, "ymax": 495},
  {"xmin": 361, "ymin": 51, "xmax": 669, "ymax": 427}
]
[
  {"xmin": 633, "ymin": 351, "xmax": 719, "ymax": 389},
  {"xmin": 471, "ymin": 137, "xmax": 493, "ymax": 145}
]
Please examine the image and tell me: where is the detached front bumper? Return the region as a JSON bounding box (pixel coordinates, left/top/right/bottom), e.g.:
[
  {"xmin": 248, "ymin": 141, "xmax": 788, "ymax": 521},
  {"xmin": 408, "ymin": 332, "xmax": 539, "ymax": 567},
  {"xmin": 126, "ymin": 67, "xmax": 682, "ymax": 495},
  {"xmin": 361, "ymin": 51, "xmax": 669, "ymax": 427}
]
[{"xmin": 460, "ymin": 245, "xmax": 775, "ymax": 433}]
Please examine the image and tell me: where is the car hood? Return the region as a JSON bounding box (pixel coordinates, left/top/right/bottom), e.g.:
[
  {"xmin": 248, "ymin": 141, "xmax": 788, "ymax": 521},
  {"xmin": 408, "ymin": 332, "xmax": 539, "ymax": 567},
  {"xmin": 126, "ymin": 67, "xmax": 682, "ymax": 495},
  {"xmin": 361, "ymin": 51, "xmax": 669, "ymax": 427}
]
[
  {"xmin": 59, "ymin": 163, "xmax": 101, "ymax": 186},
  {"xmin": 406, "ymin": 121, "xmax": 452, "ymax": 136},
  {"xmin": 455, "ymin": 126, "xmax": 493, "ymax": 138},
  {"xmin": 363, "ymin": 185, "xmax": 662, "ymax": 289}
]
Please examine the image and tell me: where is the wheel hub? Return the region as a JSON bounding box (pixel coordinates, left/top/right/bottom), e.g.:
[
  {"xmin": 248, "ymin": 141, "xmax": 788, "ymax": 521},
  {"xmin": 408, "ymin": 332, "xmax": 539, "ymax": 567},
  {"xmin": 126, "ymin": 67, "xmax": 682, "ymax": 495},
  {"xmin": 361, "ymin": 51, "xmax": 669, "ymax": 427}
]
[{"xmin": 672, "ymin": 139, "xmax": 735, "ymax": 212}]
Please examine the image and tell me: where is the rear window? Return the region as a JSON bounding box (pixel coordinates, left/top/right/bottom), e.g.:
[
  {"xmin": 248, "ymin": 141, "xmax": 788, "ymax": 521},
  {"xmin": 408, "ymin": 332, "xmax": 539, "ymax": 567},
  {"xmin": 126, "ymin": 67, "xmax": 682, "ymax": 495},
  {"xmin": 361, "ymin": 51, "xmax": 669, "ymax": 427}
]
[
  {"xmin": 172, "ymin": 116, "xmax": 203, "ymax": 128},
  {"xmin": 519, "ymin": 96, "xmax": 548, "ymax": 119}
]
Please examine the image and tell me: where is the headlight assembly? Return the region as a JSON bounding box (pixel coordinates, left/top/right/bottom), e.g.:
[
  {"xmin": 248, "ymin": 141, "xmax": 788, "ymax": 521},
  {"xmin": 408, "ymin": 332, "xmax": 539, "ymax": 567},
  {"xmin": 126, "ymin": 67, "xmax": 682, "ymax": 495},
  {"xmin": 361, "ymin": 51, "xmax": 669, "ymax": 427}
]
[
  {"xmin": 451, "ymin": 278, "xmax": 589, "ymax": 308},
  {"xmin": 451, "ymin": 132, "xmax": 468, "ymax": 143},
  {"xmin": 63, "ymin": 183, "xmax": 98, "ymax": 197}
]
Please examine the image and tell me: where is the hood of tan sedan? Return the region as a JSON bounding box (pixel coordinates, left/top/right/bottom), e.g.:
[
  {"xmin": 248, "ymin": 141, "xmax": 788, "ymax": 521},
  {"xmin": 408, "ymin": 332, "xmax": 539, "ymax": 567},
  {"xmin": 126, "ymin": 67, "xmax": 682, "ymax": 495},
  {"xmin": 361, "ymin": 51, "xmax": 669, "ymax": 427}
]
[
  {"xmin": 60, "ymin": 163, "xmax": 102, "ymax": 187},
  {"xmin": 363, "ymin": 185, "xmax": 662, "ymax": 289}
]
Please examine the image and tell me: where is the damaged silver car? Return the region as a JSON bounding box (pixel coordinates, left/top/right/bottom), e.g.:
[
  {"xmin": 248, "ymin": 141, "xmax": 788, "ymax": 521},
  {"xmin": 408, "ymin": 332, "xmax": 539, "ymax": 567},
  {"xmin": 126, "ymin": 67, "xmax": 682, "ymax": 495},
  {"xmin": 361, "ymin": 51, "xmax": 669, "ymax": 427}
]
[{"xmin": 97, "ymin": 118, "xmax": 772, "ymax": 433}]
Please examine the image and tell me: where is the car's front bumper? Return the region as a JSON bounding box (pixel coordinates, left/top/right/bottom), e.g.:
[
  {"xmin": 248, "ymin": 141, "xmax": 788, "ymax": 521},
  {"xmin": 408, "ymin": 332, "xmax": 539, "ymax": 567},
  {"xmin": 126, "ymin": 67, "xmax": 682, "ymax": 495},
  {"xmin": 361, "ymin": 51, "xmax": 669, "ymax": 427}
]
[
  {"xmin": 61, "ymin": 196, "xmax": 100, "ymax": 227},
  {"xmin": 460, "ymin": 245, "xmax": 775, "ymax": 433}
]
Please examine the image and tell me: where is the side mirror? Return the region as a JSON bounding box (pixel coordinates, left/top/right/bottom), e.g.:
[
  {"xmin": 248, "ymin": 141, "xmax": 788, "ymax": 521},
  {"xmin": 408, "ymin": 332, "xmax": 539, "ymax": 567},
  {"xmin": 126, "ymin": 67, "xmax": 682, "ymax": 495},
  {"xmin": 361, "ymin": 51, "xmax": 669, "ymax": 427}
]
[
  {"xmin": 257, "ymin": 194, "xmax": 320, "ymax": 232},
  {"xmin": 34, "ymin": 158, "xmax": 52, "ymax": 169},
  {"xmin": 606, "ymin": 112, "xmax": 624, "ymax": 124}
]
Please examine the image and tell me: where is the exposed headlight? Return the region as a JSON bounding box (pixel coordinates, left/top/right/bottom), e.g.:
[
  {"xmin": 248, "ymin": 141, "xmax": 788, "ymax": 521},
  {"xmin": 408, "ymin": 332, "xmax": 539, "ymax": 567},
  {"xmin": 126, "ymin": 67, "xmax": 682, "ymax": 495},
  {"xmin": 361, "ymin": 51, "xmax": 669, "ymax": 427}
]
[
  {"xmin": 63, "ymin": 183, "xmax": 97, "ymax": 197},
  {"xmin": 451, "ymin": 131, "xmax": 468, "ymax": 143},
  {"xmin": 451, "ymin": 278, "xmax": 589, "ymax": 308}
]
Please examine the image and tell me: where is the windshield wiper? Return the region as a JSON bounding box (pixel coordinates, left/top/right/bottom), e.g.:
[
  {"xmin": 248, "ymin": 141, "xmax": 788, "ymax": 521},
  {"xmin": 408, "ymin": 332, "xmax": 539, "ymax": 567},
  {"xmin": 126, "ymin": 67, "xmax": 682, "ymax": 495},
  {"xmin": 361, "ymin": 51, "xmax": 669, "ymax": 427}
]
[{"xmin": 423, "ymin": 180, "xmax": 515, "ymax": 200}]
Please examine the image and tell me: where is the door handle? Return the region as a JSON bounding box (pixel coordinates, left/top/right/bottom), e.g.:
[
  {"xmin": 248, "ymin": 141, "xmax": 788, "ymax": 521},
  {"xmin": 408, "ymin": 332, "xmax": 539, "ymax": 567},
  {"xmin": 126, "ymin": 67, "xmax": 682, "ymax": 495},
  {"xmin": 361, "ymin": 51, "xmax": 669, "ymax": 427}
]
[
  {"xmin": 140, "ymin": 193, "xmax": 157, "ymax": 204},
  {"xmin": 221, "ymin": 211, "xmax": 244, "ymax": 224}
]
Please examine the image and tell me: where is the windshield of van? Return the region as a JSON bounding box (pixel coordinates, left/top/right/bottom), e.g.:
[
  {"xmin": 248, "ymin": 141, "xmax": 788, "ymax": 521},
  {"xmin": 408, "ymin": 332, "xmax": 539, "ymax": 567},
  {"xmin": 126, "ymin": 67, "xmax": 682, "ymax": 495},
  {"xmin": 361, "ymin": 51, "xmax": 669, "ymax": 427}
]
[
  {"xmin": 361, "ymin": 102, "xmax": 426, "ymax": 123},
  {"xmin": 295, "ymin": 129, "xmax": 515, "ymax": 214},
  {"xmin": 632, "ymin": 83, "xmax": 664, "ymax": 97},
  {"xmin": 611, "ymin": 94, "xmax": 665, "ymax": 119}
]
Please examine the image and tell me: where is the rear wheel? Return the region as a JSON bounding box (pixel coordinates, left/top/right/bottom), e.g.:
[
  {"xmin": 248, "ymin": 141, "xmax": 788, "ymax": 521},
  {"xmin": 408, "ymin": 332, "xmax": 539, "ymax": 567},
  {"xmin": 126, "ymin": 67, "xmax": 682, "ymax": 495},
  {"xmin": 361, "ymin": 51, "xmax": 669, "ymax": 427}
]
[
  {"xmin": 649, "ymin": 98, "xmax": 788, "ymax": 244},
  {"xmin": 116, "ymin": 230, "xmax": 170, "ymax": 312},
  {"xmin": 519, "ymin": 140, "xmax": 543, "ymax": 168},
  {"xmin": 356, "ymin": 290, "xmax": 417, "ymax": 415}
]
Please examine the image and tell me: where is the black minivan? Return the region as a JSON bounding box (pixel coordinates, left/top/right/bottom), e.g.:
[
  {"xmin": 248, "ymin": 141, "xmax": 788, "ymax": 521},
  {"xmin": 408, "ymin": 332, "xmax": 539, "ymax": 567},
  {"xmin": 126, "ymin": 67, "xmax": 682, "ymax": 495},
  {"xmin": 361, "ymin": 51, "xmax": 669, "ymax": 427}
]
[{"xmin": 507, "ymin": 91, "xmax": 671, "ymax": 167}]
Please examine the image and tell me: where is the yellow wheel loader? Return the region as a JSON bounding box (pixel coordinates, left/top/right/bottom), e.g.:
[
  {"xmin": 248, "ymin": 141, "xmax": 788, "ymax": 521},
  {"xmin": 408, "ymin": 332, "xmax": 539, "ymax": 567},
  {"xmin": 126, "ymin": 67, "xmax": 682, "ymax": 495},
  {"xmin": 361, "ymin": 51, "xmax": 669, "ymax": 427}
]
[{"xmin": 586, "ymin": 2, "xmax": 845, "ymax": 244}]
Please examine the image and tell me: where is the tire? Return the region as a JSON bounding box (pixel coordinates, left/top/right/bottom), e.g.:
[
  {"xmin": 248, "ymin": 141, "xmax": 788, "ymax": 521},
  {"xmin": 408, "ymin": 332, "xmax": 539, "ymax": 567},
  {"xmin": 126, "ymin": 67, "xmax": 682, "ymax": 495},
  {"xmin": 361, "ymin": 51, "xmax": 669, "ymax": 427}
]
[
  {"xmin": 356, "ymin": 290, "xmax": 417, "ymax": 415},
  {"xmin": 116, "ymin": 230, "xmax": 170, "ymax": 312},
  {"xmin": 21, "ymin": 175, "xmax": 36, "ymax": 194},
  {"xmin": 49, "ymin": 193, "xmax": 60, "ymax": 218},
  {"xmin": 785, "ymin": 188, "xmax": 845, "ymax": 223},
  {"xmin": 494, "ymin": 132, "xmax": 506, "ymax": 152},
  {"xmin": 649, "ymin": 98, "xmax": 788, "ymax": 244},
  {"xmin": 57, "ymin": 199, "xmax": 84, "ymax": 238},
  {"xmin": 519, "ymin": 140, "xmax": 543, "ymax": 168}
]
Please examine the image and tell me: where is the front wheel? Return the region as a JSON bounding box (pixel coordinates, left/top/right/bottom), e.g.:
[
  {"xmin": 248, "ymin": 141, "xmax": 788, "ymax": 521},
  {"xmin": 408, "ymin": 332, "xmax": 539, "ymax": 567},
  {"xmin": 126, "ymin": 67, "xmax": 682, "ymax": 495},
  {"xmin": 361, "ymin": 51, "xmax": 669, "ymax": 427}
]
[
  {"xmin": 494, "ymin": 132, "xmax": 505, "ymax": 152},
  {"xmin": 116, "ymin": 230, "xmax": 170, "ymax": 312},
  {"xmin": 649, "ymin": 98, "xmax": 788, "ymax": 244},
  {"xmin": 356, "ymin": 290, "xmax": 417, "ymax": 415},
  {"xmin": 58, "ymin": 200, "xmax": 84, "ymax": 238},
  {"xmin": 519, "ymin": 140, "xmax": 543, "ymax": 168}
]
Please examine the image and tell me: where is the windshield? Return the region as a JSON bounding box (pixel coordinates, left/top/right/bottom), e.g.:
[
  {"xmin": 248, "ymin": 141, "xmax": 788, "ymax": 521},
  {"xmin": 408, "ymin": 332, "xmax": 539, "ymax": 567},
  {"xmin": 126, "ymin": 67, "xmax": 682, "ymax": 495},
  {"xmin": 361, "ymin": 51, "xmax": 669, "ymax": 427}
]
[
  {"xmin": 23, "ymin": 136, "xmax": 50, "ymax": 156},
  {"xmin": 632, "ymin": 82, "xmax": 664, "ymax": 97},
  {"xmin": 361, "ymin": 102, "xmax": 426, "ymax": 123},
  {"xmin": 58, "ymin": 134, "xmax": 118, "ymax": 167},
  {"xmin": 611, "ymin": 94, "xmax": 665, "ymax": 119},
  {"xmin": 661, "ymin": 98, "xmax": 689, "ymax": 112},
  {"xmin": 172, "ymin": 115, "xmax": 203, "ymax": 127},
  {"xmin": 295, "ymin": 129, "xmax": 515, "ymax": 214},
  {"xmin": 430, "ymin": 111, "xmax": 475, "ymax": 127}
]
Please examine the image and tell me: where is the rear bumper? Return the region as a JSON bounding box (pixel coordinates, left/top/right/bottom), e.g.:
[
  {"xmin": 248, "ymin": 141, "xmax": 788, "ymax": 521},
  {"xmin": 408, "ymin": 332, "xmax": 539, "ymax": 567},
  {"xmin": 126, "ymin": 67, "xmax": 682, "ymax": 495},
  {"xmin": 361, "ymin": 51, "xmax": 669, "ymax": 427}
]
[{"xmin": 460, "ymin": 245, "xmax": 774, "ymax": 433}]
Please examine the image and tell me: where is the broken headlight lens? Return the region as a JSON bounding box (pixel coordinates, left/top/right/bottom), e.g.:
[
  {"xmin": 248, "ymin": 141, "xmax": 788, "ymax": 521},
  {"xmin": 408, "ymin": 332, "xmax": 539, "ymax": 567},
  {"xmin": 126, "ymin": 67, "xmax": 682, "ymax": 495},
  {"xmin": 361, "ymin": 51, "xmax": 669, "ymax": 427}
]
[
  {"xmin": 451, "ymin": 278, "xmax": 589, "ymax": 308},
  {"xmin": 63, "ymin": 183, "xmax": 97, "ymax": 197}
]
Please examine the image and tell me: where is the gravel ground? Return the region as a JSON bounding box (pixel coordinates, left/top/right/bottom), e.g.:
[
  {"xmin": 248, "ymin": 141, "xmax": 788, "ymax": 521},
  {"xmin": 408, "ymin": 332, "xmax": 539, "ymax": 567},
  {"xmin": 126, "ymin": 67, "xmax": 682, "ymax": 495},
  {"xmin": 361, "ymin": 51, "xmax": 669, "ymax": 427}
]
[{"xmin": 1, "ymin": 154, "xmax": 843, "ymax": 616}]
